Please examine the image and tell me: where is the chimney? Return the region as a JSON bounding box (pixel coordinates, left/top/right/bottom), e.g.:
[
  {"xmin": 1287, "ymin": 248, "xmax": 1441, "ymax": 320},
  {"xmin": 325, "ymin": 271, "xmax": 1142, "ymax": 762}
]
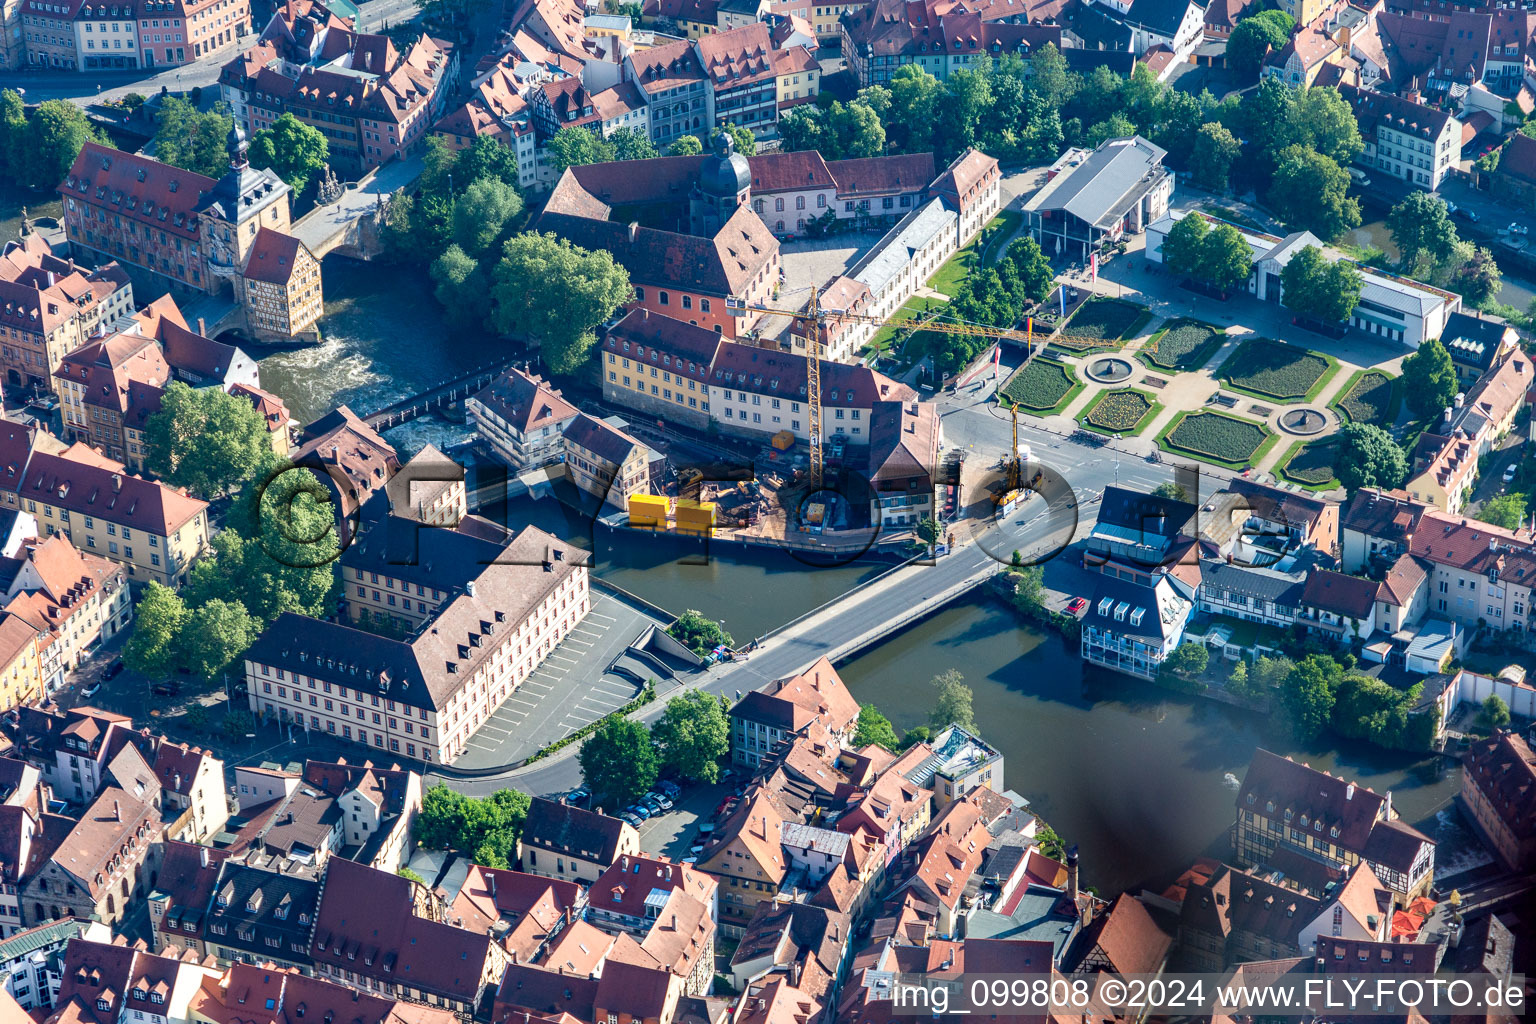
[
  {"xmin": 112, "ymin": 799, "xmax": 121, "ymax": 821},
  {"xmin": 197, "ymin": 317, "xmax": 206, "ymax": 336},
  {"xmin": 1346, "ymin": 783, "xmax": 1355, "ymax": 801},
  {"xmin": 488, "ymin": 872, "xmax": 496, "ymax": 898},
  {"xmin": 200, "ymin": 846, "xmax": 210, "ymax": 869},
  {"xmin": 112, "ymin": 474, "xmax": 122, "ymax": 492},
  {"xmin": 628, "ymin": 221, "xmax": 639, "ymax": 243},
  {"xmin": 174, "ymin": 772, "xmax": 182, "ymax": 792}
]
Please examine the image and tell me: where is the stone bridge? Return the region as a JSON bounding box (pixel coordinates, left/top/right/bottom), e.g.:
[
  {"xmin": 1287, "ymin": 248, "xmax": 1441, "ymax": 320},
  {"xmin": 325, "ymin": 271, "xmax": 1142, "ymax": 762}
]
[{"xmin": 290, "ymin": 154, "xmax": 423, "ymax": 261}]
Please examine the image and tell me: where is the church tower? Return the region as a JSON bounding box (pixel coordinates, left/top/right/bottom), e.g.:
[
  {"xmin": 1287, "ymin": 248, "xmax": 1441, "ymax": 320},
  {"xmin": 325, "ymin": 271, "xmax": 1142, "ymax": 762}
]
[
  {"xmin": 689, "ymin": 131, "xmax": 751, "ymax": 237},
  {"xmin": 196, "ymin": 123, "xmax": 293, "ymax": 290}
]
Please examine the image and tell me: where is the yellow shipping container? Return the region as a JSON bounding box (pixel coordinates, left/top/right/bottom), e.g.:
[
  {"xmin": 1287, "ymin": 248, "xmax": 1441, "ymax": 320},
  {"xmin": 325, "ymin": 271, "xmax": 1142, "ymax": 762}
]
[
  {"xmin": 675, "ymin": 500, "xmax": 717, "ymax": 536},
  {"xmin": 771, "ymin": 430, "xmax": 796, "ymax": 451},
  {"xmin": 629, "ymin": 494, "xmax": 670, "ymax": 528}
]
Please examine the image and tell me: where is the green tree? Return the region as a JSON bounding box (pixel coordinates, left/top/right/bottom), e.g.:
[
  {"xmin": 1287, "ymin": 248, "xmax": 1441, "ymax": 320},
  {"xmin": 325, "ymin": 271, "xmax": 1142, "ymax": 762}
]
[
  {"xmin": 1002, "ymin": 237, "xmax": 1055, "ymax": 304},
  {"xmin": 829, "ymin": 100, "xmax": 886, "ymax": 159},
  {"xmin": 611, "ymin": 126, "xmax": 658, "ymax": 161},
  {"xmin": 413, "ymin": 785, "xmax": 531, "ymax": 868},
  {"xmin": 1085, "ymin": 112, "xmax": 1137, "ymax": 149},
  {"xmin": 722, "ymin": 122, "xmax": 757, "ymax": 157},
  {"xmin": 1164, "ymin": 641, "xmax": 1210, "ymax": 678},
  {"xmin": 1226, "ymin": 10, "xmax": 1293, "ymax": 80},
  {"xmin": 21, "ymin": 100, "xmax": 102, "ymax": 190},
  {"xmin": 1191, "ymin": 122, "xmax": 1241, "ymax": 191},
  {"xmin": 455, "ymin": 135, "xmax": 523, "ymax": 188},
  {"xmin": 1478, "ymin": 694, "xmax": 1511, "ymax": 729},
  {"xmin": 1280, "ymin": 244, "xmax": 1363, "ymax": 323},
  {"xmin": 491, "ymin": 232, "xmax": 632, "ymax": 373},
  {"xmin": 248, "ymin": 113, "xmax": 329, "ymax": 193},
  {"xmin": 1252, "ymin": 654, "xmax": 1294, "ymax": 692},
  {"xmin": 1202, "ymin": 223, "xmax": 1256, "ymax": 294},
  {"xmin": 143, "ymin": 381, "xmax": 274, "ymax": 498},
  {"xmin": 666, "ymin": 135, "xmax": 703, "ymax": 156},
  {"xmin": 152, "ymin": 98, "xmax": 234, "ymax": 178},
  {"xmin": 900, "ymin": 725, "xmax": 931, "ymax": 749},
  {"xmin": 915, "ymin": 516, "xmax": 942, "ymax": 547},
  {"xmin": 431, "ymin": 243, "xmax": 493, "ymax": 329},
  {"xmin": 1387, "ymin": 191, "xmax": 1459, "ymax": 273},
  {"xmin": 1027, "ymin": 43, "xmax": 1076, "ymax": 110},
  {"xmin": 1153, "ymin": 483, "xmax": 1188, "ymax": 501},
  {"xmin": 1162, "ymin": 213, "xmax": 1209, "ymax": 280},
  {"xmin": 1479, "ymin": 494, "xmax": 1526, "ymax": 530},
  {"xmin": 1455, "ymin": 247, "xmax": 1502, "ymax": 307},
  {"xmin": 547, "ymin": 126, "xmax": 615, "ymax": 172},
  {"xmin": 579, "ymin": 715, "xmax": 659, "ymax": 808},
  {"xmin": 1279, "ymin": 654, "xmax": 1341, "ymax": 740},
  {"xmin": 123, "ymin": 582, "xmax": 190, "ymax": 678},
  {"xmin": 0, "ymin": 90, "xmax": 25, "ymax": 180},
  {"xmin": 931, "ymin": 669, "xmax": 977, "ymax": 732},
  {"xmin": 1010, "ymin": 564, "xmax": 1046, "ymax": 616},
  {"xmin": 1401, "ymin": 336, "xmax": 1458, "ymax": 419},
  {"xmin": 222, "ymin": 710, "xmax": 256, "ymax": 741},
  {"xmin": 181, "ymin": 599, "xmax": 260, "ymax": 681},
  {"xmin": 1334, "ymin": 422, "xmax": 1408, "ymax": 492},
  {"xmin": 452, "ymin": 177, "xmax": 524, "ymax": 255},
  {"xmin": 889, "ymin": 63, "xmax": 944, "ymax": 153},
  {"xmin": 653, "ymin": 690, "xmax": 730, "ymax": 783},
  {"xmin": 1268, "ymin": 146, "xmax": 1360, "ymax": 238},
  {"xmin": 1287, "ymin": 86, "xmax": 1364, "ymax": 166},
  {"xmin": 853, "ymin": 704, "xmax": 900, "ymax": 750},
  {"xmin": 666, "ymin": 609, "xmax": 733, "ymax": 657}
]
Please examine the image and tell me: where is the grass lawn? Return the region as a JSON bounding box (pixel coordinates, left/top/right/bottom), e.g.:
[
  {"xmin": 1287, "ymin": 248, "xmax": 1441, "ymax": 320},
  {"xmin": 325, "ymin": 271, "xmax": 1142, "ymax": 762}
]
[
  {"xmin": 1139, "ymin": 318, "xmax": 1227, "ymax": 372},
  {"xmin": 1158, "ymin": 409, "xmax": 1279, "ymax": 469},
  {"xmin": 1055, "ymin": 297, "xmax": 1153, "ymax": 351},
  {"xmin": 927, "ymin": 211, "xmax": 1020, "ymax": 298},
  {"xmin": 866, "ymin": 296, "xmax": 949, "ymax": 355},
  {"xmin": 1220, "ymin": 337, "xmax": 1341, "ymax": 403},
  {"xmin": 1000, "ymin": 358, "xmax": 1083, "ymax": 414},
  {"xmin": 1078, "ymin": 388, "xmax": 1163, "ymax": 436},
  {"xmin": 977, "ymin": 209, "xmax": 1025, "ymax": 266},
  {"xmin": 1331, "ymin": 368, "xmax": 1402, "ymax": 426},
  {"xmin": 1278, "ymin": 437, "xmax": 1342, "ymax": 491},
  {"xmin": 1202, "ymin": 204, "xmax": 1266, "ymax": 232}
]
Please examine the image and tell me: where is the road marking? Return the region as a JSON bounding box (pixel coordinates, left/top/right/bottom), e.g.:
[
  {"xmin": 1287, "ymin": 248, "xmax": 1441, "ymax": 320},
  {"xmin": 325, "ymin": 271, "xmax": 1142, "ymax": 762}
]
[
  {"xmin": 503, "ymin": 695, "xmax": 539, "ymax": 708},
  {"xmin": 548, "ymin": 654, "xmax": 579, "ymax": 666},
  {"xmin": 588, "ymin": 612, "xmax": 616, "ymax": 623}
]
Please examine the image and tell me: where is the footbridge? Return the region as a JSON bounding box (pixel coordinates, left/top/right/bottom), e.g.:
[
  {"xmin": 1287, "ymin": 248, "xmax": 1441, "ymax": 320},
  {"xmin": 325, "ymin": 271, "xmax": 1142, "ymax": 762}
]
[{"xmin": 359, "ymin": 361, "xmax": 510, "ymax": 430}]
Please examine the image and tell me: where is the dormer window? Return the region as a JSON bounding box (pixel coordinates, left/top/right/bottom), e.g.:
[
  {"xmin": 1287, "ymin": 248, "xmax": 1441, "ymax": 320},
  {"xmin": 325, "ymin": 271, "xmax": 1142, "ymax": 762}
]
[
  {"xmin": 96, "ymin": 1000, "xmax": 110, "ymax": 1012},
  {"xmin": 133, "ymin": 990, "xmax": 146, "ymax": 1002},
  {"xmin": 1299, "ymin": 815, "xmax": 1309, "ymax": 827},
  {"xmin": 150, "ymin": 994, "xmax": 164, "ymax": 1005}
]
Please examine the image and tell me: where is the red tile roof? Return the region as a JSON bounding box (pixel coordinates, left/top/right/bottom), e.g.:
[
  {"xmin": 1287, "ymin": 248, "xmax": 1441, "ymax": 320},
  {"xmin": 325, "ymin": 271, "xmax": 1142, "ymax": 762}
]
[
  {"xmin": 60, "ymin": 143, "xmax": 215, "ymax": 242},
  {"xmin": 242, "ymin": 227, "xmax": 311, "ymax": 285}
]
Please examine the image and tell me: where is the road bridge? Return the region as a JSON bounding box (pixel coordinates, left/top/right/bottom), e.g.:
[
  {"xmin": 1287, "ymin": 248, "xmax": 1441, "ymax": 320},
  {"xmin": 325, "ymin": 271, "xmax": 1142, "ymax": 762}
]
[{"xmin": 290, "ymin": 155, "xmax": 423, "ymax": 260}]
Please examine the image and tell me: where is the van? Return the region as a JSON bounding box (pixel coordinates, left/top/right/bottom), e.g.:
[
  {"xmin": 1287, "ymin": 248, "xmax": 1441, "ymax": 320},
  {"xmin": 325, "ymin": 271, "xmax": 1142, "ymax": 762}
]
[{"xmin": 1348, "ymin": 168, "xmax": 1371, "ymax": 186}]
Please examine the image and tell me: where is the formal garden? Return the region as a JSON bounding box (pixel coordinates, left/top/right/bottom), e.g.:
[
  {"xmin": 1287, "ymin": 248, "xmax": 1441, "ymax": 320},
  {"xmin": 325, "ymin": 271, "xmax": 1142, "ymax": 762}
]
[
  {"xmin": 1139, "ymin": 318, "xmax": 1227, "ymax": 372},
  {"xmin": 1000, "ymin": 358, "xmax": 1082, "ymax": 413},
  {"xmin": 1332, "ymin": 369, "xmax": 1401, "ymax": 426},
  {"xmin": 1278, "ymin": 437, "xmax": 1340, "ymax": 490},
  {"xmin": 1160, "ymin": 409, "xmax": 1276, "ymax": 467},
  {"xmin": 1080, "ymin": 388, "xmax": 1162, "ymax": 435},
  {"xmin": 1220, "ymin": 337, "xmax": 1339, "ymax": 402},
  {"xmin": 1052, "ymin": 297, "xmax": 1153, "ymax": 351}
]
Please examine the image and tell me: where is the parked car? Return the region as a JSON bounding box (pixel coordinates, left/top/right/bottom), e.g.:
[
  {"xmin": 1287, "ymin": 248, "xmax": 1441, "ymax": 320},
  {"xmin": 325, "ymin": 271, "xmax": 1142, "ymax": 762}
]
[
  {"xmin": 656, "ymin": 780, "xmax": 681, "ymax": 799},
  {"xmin": 1454, "ymin": 207, "xmax": 1480, "ymax": 223},
  {"xmin": 567, "ymin": 785, "xmax": 591, "ymax": 805},
  {"xmin": 151, "ymin": 681, "xmax": 179, "ymax": 696},
  {"xmin": 619, "ymin": 812, "xmax": 643, "ymax": 827},
  {"xmin": 1504, "ymin": 463, "xmax": 1518, "ymax": 483},
  {"xmin": 101, "ymin": 659, "xmax": 124, "ymax": 680},
  {"xmin": 81, "ymin": 681, "xmax": 101, "ymax": 699},
  {"xmin": 627, "ymin": 804, "xmax": 652, "ymax": 821},
  {"xmin": 642, "ymin": 795, "xmax": 665, "ymax": 814},
  {"xmin": 1066, "ymin": 597, "xmax": 1088, "ymax": 614},
  {"xmin": 653, "ymin": 795, "xmax": 674, "ymax": 811}
]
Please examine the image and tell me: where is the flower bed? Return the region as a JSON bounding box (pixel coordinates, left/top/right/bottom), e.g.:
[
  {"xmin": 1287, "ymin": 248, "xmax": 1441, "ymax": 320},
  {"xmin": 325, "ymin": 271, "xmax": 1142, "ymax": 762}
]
[
  {"xmin": 1054, "ymin": 297, "xmax": 1152, "ymax": 350},
  {"xmin": 1221, "ymin": 337, "xmax": 1335, "ymax": 401},
  {"xmin": 1140, "ymin": 318, "xmax": 1225, "ymax": 372},
  {"xmin": 1282, "ymin": 439, "xmax": 1340, "ymax": 488},
  {"xmin": 1082, "ymin": 389, "xmax": 1158, "ymax": 434},
  {"xmin": 1334, "ymin": 370, "xmax": 1399, "ymax": 426},
  {"xmin": 1000, "ymin": 359, "xmax": 1079, "ymax": 412},
  {"xmin": 1165, "ymin": 410, "xmax": 1270, "ymax": 464}
]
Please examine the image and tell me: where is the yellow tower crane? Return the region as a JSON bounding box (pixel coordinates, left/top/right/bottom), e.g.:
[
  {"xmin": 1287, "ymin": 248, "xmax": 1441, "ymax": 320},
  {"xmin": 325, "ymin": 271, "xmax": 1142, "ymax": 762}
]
[{"xmin": 727, "ymin": 288, "xmax": 1050, "ymax": 488}]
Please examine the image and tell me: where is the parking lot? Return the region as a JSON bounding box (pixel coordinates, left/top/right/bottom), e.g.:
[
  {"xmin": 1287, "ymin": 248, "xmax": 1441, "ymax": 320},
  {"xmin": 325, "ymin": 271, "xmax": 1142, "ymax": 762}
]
[
  {"xmin": 634, "ymin": 781, "xmax": 731, "ymax": 860},
  {"xmin": 452, "ymin": 588, "xmax": 670, "ymax": 769}
]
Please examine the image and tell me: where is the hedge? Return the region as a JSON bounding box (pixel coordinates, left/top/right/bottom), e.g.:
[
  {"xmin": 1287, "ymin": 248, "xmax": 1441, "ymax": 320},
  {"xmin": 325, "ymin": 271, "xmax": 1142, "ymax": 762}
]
[{"xmin": 524, "ymin": 680, "xmax": 658, "ymax": 762}]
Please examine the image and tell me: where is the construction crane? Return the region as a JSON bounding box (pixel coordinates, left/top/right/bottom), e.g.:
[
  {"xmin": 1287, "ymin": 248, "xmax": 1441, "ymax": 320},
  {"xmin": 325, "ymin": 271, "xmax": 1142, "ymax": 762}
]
[{"xmin": 727, "ymin": 287, "xmax": 1055, "ymax": 489}]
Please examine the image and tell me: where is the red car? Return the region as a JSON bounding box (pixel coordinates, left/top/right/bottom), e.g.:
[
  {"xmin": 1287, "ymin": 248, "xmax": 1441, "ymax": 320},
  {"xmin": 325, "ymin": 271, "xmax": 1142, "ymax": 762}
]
[{"xmin": 1066, "ymin": 597, "xmax": 1088, "ymax": 614}]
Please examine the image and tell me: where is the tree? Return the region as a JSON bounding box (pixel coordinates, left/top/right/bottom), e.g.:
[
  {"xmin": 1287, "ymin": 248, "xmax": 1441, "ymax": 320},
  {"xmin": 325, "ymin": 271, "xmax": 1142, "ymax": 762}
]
[
  {"xmin": 0, "ymin": 90, "xmax": 25, "ymax": 180},
  {"xmin": 547, "ymin": 126, "xmax": 615, "ymax": 172},
  {"xmin": 1387, "ymin": 191, "xmax": 1459, "ymax": 272},
  {"xmin": 491, "ymin": 232, "xmax": 632, "ymax": 372},
  {"xmin": 611, "ymin": 126, "xmax": 658, "ymax": 161},
  {"xmin": 653, "ymin": 690, "xmax": 729, "ymax": 783},
  {"xmin": 1455, "ymin": 247, "xmax": 1502, "ymax": 307},
  {"xmin": 413, "ymin": 784, "xmax": 531, "ymax": 868},
  {"xmin": 181, "ymin": 599, "xmax": 260, "ymax": 681},
  {"xmin": 854, "ymin": 705, "xmax": 900, "ymax": 750},
  {"xmin": 666, "ymin": 609, "xmax": 733, "ymax": 657},
  {"xmin": 1027, "ymin": 43, "xmax": 1075, "ymax": 110},
  {"xmin": 123, "ymin": 582, "xmax": 190, "ymax": 678},
  {"xmin": 828, "ymin": 100, "xmax": 886, "ymax": 159},
  {"xmin": 452, "ymin": 178, "xmax": 524, "ymax": 255},
  {"xmin": 667, "ymin": 135, "xmax": 703, "ymax": 156},
  {"xmin": 144, "ymin": 381, "xmax": 274, "ymax": 497},
  {"xmin": 431, "ymin": 244, "xmax": 493, "ymax": 329},
  {"xmin": 1164, "ymin": 641, "xmax": 1210, "ymax": 678},
  {"xmin": 915, "ymin": 516, "xmax": 942, "ymax": 547},
  {"xmin": 931, "ymin": 669, "xmax": 977, "ymax": 732},
  {"xmin": 1287, "ymin": 87, "xmax": 1364, "ymax": 166},
  {"xmin": 1010, "ymin": 564, "xmax": 1046, "ymax": 615},
  {"xmin": 1401, "ymin": 337, "xmax": 1458, "ymax": 419},
  {"xmin": 248, "ymin": 113, "xmax": 329, "ymax": 193},
  {"xmin": 1268, "ymin": 146, "xmax": 1360, "ymax": 238},
  {"xmin": 1279, "ymin": 654, "xmax": 1341, "ymax": 740},
  {"xmin": 1252, "ymin": 654, "xmax": 1294, "ymax": 692},
  {"xmin": 454, "ymin": 135, "xmax": 523, "ymax": 188},
  {"xmin": 1280, "ymin": 245, "xmax": 1363, "ymax": 323},
  {"xmin": 1479, "ymin": 494, "xmax": 1526, "ymax": 530},
  {"xmin": 152, "ymin": 98, "xmax": 234, "ymax": 178},
  {"xmin": 1162, "ymin": 214, "xmax": 1209, "ymax": 280},
  {"xmin": 1334, "ymin": 422, "xmax": 1408, "ymax": 492},
  {"xmin": 888, "ymin": 64, "xmax": 943, "ymax": 152},
  {"xmin": 722, "ymin": 122, "xmax": 756, "ymax": 157},
  {"xmin": 900, "ymin": 726, "xmax": 931, "ymax": 749},
  {"xmin": 1227, "ymin": 10, "xmax": 1293, "ymax": 80},
  {"xmin": 20, "ymin": 100, "xmax": 102, "ymax": 191},
  {"xmin": 1202, "ymin": 223, "xmax": 1256, "ymax": 294},
  {"xmin": 1192, "ymin": 122, "xmax": 1241, "ymax": 192},
  {"xmin": 1478, "ymin": 694, "xmax": 1511, "ymax": 730},
  {"xmin": 579, "ymin": 716, "xmax": 659, "ymax": 807},
  {"xmin": 1153, "ymin": 483, "xmax": 1188, "ymax": 501},
  {"xmin": 222, "ymin": 710, "xmax": 256, "ymax": 741},
  {"xmin": 1085, "ymin": 112, "xmax": 1137, "ymax": 149}
]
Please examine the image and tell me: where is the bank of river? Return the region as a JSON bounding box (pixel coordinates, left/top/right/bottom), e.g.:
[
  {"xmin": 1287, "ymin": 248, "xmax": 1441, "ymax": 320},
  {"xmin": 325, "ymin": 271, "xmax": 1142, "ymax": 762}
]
[{"xmin": 1349, "ymin": 218, "xmax": 1536, "ymax": 310}]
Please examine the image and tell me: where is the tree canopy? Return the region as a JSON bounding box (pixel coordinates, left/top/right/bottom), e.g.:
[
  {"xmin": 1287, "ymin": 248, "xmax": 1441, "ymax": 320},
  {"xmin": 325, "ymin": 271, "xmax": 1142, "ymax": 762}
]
[
  {"xmin": 490, "ymin": 232, "xmax": 633, "ymax": 373},
  {"xmin": 249, "ymin": 113, "xmax": 329, "ymax": 193},
  {"xmin": 1479, "ymin": 494, "xmax": 1526, "ymax": 531},
  {"xmin": 1, "ymin": 97, "xmax": 104, "ymax": 190},
  {"xmin": 153, "ymin": 98, "xmax": 235, "ymax": 178},
  {"xmin": 1401, "ymin": 337, "xmax": 1458, "ymax": 419},
  {"xmin": 652, "ymin": 690, "xmax": 729, "ymax": 783},
  {"xmin": 144, "ymin": 381, "xmax": 275, "ymax": 498},
  {"xmin": 579, "ymin": 715, "xmax": 659, "ymax": 807},
  {"xmin": 1226, "ymin": 10, "xmax": 1294, "ymax": 80},
  {"xmin": 931, "ymin": 669, "xmax": 977, "ymax": 732},
  {"xmin": 1387, "ymin": 191, "xmax": 1460, "ymax": 273},
  {"xmin": 414, "ymin": 784, "xmax": 532, "ymax": 869},
  {"xmin": 1334, "ymin": 423, "xmax": 1408, "ymax": 493},
  {"xmin": 853, "ymin": 704, "xmax": 900, "ymax": 750},
  {"xmin": 666, "ymin": 609, "xmax": 733, "ymax": 657},
  {"xmin": 1268, "ymin": 146, "xmax": 1360, "ymax": 239},
  {"xmin": 1280, "ymin": 245, "xmax": 1362, "ymax": 323}
]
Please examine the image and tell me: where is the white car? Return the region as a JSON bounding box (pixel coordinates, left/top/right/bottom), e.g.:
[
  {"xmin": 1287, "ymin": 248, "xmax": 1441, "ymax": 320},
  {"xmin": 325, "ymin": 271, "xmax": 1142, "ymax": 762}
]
[
  {"xmin": 1504, "ymin": 463, "xmax": 1518, "ymax": 483},
  {"xmin": 81, "ymin": 682, "xmax": 101, "ymax": 699}
]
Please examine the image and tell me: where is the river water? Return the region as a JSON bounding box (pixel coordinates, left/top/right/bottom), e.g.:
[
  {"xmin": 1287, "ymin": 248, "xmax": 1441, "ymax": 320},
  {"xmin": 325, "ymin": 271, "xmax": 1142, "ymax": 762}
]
[{"xmin": 1349, "ymin": 218, "xmax": 1536, "ymax": 310}]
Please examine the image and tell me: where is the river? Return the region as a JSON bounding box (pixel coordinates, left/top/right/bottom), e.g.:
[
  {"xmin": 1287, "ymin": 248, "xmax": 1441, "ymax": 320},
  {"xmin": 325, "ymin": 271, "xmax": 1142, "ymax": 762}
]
[{"xmin": 1349, "ymin": 218, "xmax": 1536, "ymax": 310}]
